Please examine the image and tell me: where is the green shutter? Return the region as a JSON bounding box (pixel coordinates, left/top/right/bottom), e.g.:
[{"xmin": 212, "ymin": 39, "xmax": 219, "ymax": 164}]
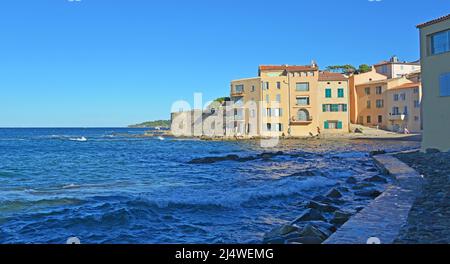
[
  {"xmin": 337, "ymin": 121, "xmax": 343, "ymax": 129},
  {"xmin": 322, "ymin": 104, "xmax": 327, "ymax": 112},
  {"xmin": 324, "ymin": 121, "xmax": 329, "ymax": 129},
  {"xmin": 338, "ymin": 88, "xmax": 344, "ymax": 98},
  {"xmin": 325, "ymin": 89, "xmax": 331, "ymax": 98},
  {"xmin": 343, "ymin": 104, "xmax": 347, "ymax": 112}
]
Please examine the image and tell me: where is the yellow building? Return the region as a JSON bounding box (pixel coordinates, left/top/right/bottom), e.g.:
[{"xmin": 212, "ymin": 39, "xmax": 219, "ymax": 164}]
[
  {"xmin": 417, "ymin": 14, "xmax": 450, "ymax": 151},
  {"xmin": 354, "ymin": 76, "xmax": 422, "ymax": 133},
  {"xmin": 230, "ymin": 64, "xmax": 350, "ymax": 137}
]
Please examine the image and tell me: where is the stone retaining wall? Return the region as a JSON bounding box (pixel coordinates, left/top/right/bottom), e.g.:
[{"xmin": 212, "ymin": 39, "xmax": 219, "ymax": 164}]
[{"xmin": 324, "ymin": 154, "xmax": 423, "ymax": 244}]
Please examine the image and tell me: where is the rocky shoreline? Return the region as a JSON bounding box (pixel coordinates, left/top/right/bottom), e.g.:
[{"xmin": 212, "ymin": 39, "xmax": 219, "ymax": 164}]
[
  {"xmin": 187, "ymin": 150, "xmax": 391, "ymax": 244},
  {"xmin": 394, "ymin": 150, "xmax": 450, "ymax": 244}
]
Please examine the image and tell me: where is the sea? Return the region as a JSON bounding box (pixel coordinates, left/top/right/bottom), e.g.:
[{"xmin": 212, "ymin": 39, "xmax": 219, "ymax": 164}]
[{"xmin": 0, "ymin": 128, "xmax": 419, "ymax": 244}]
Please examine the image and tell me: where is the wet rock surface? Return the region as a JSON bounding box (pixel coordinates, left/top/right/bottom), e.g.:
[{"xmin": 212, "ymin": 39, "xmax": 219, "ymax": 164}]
[
  {"xmin": 395, "ymin": 151, "xmax": 450, "ymax": 244},
  {"xmin": 263, "ymin": 155, "xmax": 391, "ymax": 244}
]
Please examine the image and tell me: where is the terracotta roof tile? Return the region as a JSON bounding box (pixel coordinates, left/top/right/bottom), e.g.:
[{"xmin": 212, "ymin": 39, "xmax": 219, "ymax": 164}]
[
  {"xmin": 417, "ymin": 14, "xmax": 450, "ymax": 28},
  {"xmin": 318, "ymin": 71, "xmax": 348, "ymax": 81},
  {"xmin": 259, "ymin": 65, "xmax": 317, "ymax": 72}
]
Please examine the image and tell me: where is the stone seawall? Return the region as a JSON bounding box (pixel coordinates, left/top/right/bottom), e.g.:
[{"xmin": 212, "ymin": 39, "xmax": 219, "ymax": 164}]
[{"xmin": 324, "ymin": 154, "xmax": 423, "ymax": 244}]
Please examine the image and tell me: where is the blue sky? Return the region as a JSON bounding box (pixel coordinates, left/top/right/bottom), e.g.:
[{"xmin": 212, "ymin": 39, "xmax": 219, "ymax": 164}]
[{"xmin": 0, "ymin": 0, "xmax": 447, "ymax": 127}]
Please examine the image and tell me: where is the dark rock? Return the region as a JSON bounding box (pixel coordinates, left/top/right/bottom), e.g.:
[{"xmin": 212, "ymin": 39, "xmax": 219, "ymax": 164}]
[
  {"xmin": 286, "ymin": 236, "xmax": 324, "ymax": 244},
  {"xmin": 426, "ymin": 148, "xmax": 441, "ymax": 154},
  {"xmin": 330, "ymin": 210, "xmax": 353, "ymax": 226},
  {"xmin": 264, "ymin": 224, "xmax": 299, "ymax": 240},
  {"xmin": 355, "ymin": 189, "xmax": 382, "ymax": 198},
  {"xmin": 263, "ymin": 236, "xmax": 285, "ymax": 244},
  {"xmin": 306, "ymin": 201, "xmax": 338, "ymax": 213},
  {"xmin": 188, "ymin": 154, "xmax": 239, "ymax": 164},
  {"xmin": 354, "ymin": 128, "xmax": 363, "ymax": 133},
  {"xmin": 298, "ymin": 224, "xmax": 328, "ymax": 241},
  {"xmin": 370, "ymin": 150, "xmax": 386, "ymax": 156},
  {"xmin": 366, "ymin": 168, "xmax": 379, "ymax": 172},
  {"xmin": 292, "ymin": 209, "xmax": 326, "ymax": 223},
  {"xmin": 326, "ymin": 188, "xmax": 343, "ymax": 198},
  {"xmin": 312, "ymin": 195, "xmax": 345, "ymax": 205},
  {"xmin": 351, "ymin": 182, "xmax": 375, "ymax": 190},
  {"xmin": 363, "ymin": 175, "xmax": 388, "ymax": 183},
  {"xmin": 346, "ymin": 176, "xmax": 357, "ymax": 184}
]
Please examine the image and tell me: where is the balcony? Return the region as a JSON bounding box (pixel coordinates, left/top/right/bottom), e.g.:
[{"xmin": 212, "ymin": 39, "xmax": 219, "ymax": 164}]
[
  {"xmin": 389, "ymin": 114, "xmax": 407, "ymax": 121},
  {"xmin": 231, "ymin": 90, "xmax": 245, "ymax": 97},
  {"xmin": 290, "ymin": 116, "xmax": 313, "ymax": 125}
]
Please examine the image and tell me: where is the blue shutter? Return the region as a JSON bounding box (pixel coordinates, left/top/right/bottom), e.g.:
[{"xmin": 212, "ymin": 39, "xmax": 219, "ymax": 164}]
[
  {"xmin": 337, "ymin": 121, "xmax": 343, "ymax": 129},
  {"xmin": 324, "ymin": 121, "xmax": 329, "ymax": 129}
]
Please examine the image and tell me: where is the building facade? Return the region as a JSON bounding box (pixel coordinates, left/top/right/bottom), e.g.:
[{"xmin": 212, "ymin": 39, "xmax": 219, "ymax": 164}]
[
  {"xmin": 374, "ymin": 56, "xmax": 421, "ymax": 79},
  {"xmin": 354, "ymin": 76, "xmax": 422, "ymax": 133},
  {"xmin": 417, "ymin": 14, "xmax": 450, "ymax": 151},
  {"xmin": 230, "ymin": 64, "xmax": 350, "ymax": 137}
]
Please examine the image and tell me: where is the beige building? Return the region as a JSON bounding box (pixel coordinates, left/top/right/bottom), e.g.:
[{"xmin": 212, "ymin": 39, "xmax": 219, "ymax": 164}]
[
  {"xmin": 417, "ymin": 14, "xmax": 450, "ymax": 151},
  {"xmin": 349, "ymin": 68, "xmax": 388, "ymax": 124},
  {"xmin": 385, "ymin": 82, "xmax": 422, "ymax": 133},
  {"xmin": 374, "ymin": 56, "xmax": 421, "ymax": 79},
  {"xmin": 354, "ymin": 76, "xmax": 422, "ymax": 133},
  {"xmin": 230, "ymin": 64, "xmax": 350, "ymax": 137}
]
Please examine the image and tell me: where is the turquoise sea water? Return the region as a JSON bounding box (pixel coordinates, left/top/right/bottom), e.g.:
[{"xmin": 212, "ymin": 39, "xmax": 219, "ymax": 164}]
[{"xmin": 0, "ymin": 128, "xmax": 419, "ymax": 244}]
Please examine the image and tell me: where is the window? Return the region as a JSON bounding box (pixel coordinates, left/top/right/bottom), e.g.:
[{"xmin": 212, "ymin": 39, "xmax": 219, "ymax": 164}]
[
  {"xmin": 376, "ymin": 99, "xmax": 384, "ymax": 108},
  {"xmin": 440, "ymin": 72, "xmax": 450, "ymax": 96},
  {"xmin": 251, "ymin": 85, "xmax": 255, "ymax": 92},
  {"xmin": 400, "ymin": 93, "xmax": 406, "ymax": 101},
  {"xmin": 324, "ymin": 121, "xmax": 343, "ymax": 130},
  {"xmin": 365, "ymin": 87, "xmax": 371, "ymax": 95},
  {"xmin": 394, "ymin": 94, "xmax": 399, "ymax": 101},
  {"xmin": 331, "ymin": 104, "xmax": 339, "ymax": 112},
  {"xmin": 380, "ymin": 65, "xmax": 388, "ymax": 74},
  {"xmin": 263, "ymin": 82, "xmax": 269, "ymax": 90},
  {"xmin": 414, "ymin": 100, "xmax": 420, "ymax": 108},
  {"xmin": 322, "ymin": 104, "xmax": 347, "ymax": 112},
  {"xmin": 367, "ymin": 100, "xmax": 371, "ymax": 109},
  {"xmin": 235, "ymin": 85, "xmax": 244, "ymax": 93},
  {"xmin": 404, "ymin": 106, "xmax": 408, "ymax": 115},
  {"xmin": 378, "ymin": 115, "xmax": 383, "ymax": 123},
  {"xmin": 367, "ymin": 116, "xmax": 371, "ymax": 123},
  {"xmin": 276, "ymin": 94, "xmax": 281, "ymax": 102},
  {"xmin": 430, "ymin": 29, "xmax": 450, "ymax": 55},
  {"xmin": 392, "ymin": 107, "xmax": 400, "ymax": 115},
  {"xmin": 277, "ymin": 82, "xmax": 281, "ymax": 89},
  {"xmin": 338, "ymin": 88, "xmax": 344, "ymax": 98},
  {"xmin": 325, "ymin": 88, "xmax": 332, "ymax": 98},
  {"xmin": 413, "ymin": 87, "xmax": 419, "ymax": 94},
  {"xmin": 266, "ymin": 95, "xmax": 270, "ymax": 103},
  {"xmin": 296, "ymin": 82, "xmax": 309, "ymax": 91},
  {"xmin": 376, "ymin": 86, "xmax": 382, "ymax": 94},
  {"xmin": 272, "ymin": 108, "xmax": 283, "ymax": 117},
  {"xmin": 297, "ymin": 109, "xmax": 310, "ymax": 121},
  {"xmin": 296, "ymin": 97, "xmax": 310, "ymax": 106},
  {"xmin": 414, "ymin": 116, "xmax": 419, "ymax": 121}
]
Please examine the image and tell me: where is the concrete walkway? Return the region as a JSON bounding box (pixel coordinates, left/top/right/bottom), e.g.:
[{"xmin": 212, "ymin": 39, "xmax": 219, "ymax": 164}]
[{"xmin": 324, "ymin": 154, "xmax": 423, "ymax": 244}]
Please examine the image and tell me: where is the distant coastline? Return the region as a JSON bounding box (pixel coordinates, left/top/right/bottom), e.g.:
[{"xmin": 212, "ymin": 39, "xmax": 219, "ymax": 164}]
[{"xmin": 128, "ymin": 120, "xmax": 171, "ymax": 128}]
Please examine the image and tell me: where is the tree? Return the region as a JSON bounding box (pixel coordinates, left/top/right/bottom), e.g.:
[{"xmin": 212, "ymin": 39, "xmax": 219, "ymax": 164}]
[
  {"xmin": 325, "ymin": 65, "xmax": 356, "ymax": 74},
  {"xmin": 358, "ymin": 64, "xmax": 372, "ymax": 73}
]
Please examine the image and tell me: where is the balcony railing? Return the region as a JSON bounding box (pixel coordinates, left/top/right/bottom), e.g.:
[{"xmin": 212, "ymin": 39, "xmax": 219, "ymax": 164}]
[
  {"xmin": 389, "ymin": 113, "xmax": 407, "ymax": 121},
  {"xmin": 290, "ymin": 116, "xmax": 313, "ymax": 125},
  {"xmin": 231, "ymin": 90, "xmax": 244, "ymax": 97}
]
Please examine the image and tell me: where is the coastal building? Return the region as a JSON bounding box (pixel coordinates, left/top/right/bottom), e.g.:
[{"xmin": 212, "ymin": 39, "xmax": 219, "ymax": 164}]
[
  {"xmin": 417, "ymin": 14, "xmax": 450, "ymax": 151},
  {"xmin": 373, "ymin": 56, "xmax": 421, "ymax": 79},
  {"xmin": 354, "ymin": 76, "xmax": 422, "ymax": 133},
  {"xmin": 230, "ymin": 64, "xmax": 350, "ymax": 137},
  {"xmin": 348, "ymin": 67, "xmax": 388, "ymax": 124}
]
